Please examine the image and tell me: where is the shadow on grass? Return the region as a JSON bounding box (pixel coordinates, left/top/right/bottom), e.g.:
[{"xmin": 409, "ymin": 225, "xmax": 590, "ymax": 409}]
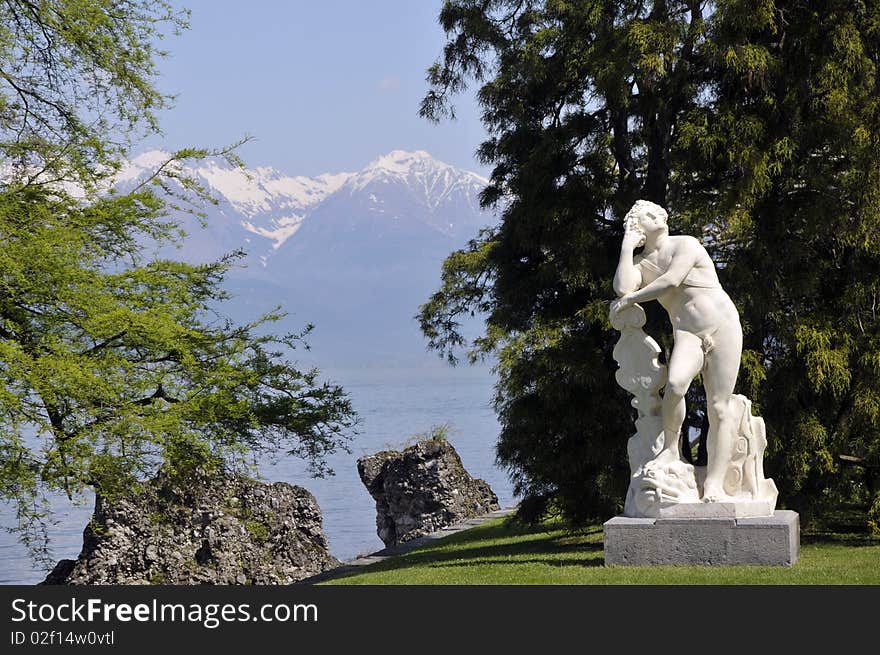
[
  {"xmin": 800, "ymin": 505, "xmax": 880, "ymax": 547},
  {"xmin": 423, "ymin": 555, "xmax": 604, "ymax": 570},
  {"xmin": 801, "ymin": 532, "xmax": 880, "ymax": 548},
  {"xmin": 321, "ymin": 519, "xmax": 605, "ymax": 582}
]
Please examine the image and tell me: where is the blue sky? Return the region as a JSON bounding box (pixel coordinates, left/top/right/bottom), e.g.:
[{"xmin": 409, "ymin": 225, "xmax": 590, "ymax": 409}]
[{"xmin": 147, "ymin": 1, "xmax": 489, "ymax": 176}]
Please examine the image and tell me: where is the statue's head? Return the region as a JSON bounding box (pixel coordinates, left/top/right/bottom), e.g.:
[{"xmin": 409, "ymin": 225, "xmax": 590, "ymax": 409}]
[{"xmin": 623, "ymin": 200, "xmax": 668, "ymax": 247}]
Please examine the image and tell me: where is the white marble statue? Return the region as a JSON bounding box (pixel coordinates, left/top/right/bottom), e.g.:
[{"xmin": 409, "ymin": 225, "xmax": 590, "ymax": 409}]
[{"xmin": 610, "ymin": 200, "xmax": 777, "ymax": 518}]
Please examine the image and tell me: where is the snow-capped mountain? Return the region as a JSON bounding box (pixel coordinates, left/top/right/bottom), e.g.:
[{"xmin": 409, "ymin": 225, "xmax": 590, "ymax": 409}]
[
  {"xmin": 118, "ymin": 150, "xmax": 353, "ymax": 255},
  {"xmin": 121, "ymin": 149, "xmax": 495, "ymax": 366},
  {"xmin": 121, "ymin": 148, "xmax": 489, "ymax": 267},
  {"xmin": 344, "ymin": 150, "xmax": 485, "ymax": 232}
]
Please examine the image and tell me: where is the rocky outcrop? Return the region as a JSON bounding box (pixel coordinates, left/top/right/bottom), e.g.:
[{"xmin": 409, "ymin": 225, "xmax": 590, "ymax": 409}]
[
  {"xmin": 358, "ymin": 438, "xmax": 499, "ymax": 547},
  {"xmin": 43, "ymin": 470, "xmax": 338, "ymax": 585}
]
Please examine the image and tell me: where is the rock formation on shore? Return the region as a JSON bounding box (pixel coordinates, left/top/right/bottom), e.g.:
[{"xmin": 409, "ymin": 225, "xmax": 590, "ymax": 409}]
[
  {"xmin": 43, "ymin": 470, "xmax": 338, "ymax": 585},
  {"xmin": 357, "ymin": 438, "xmax": 499, "ymax": 547}
]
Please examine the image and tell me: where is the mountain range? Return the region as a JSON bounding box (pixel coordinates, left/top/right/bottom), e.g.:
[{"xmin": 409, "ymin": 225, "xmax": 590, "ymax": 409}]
[{"xmin": 119, "ymin": 149, "xmax": 497, "ymax": 368}]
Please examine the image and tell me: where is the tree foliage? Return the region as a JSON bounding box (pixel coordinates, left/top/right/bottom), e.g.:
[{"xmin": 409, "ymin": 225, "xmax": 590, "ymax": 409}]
[
  {"xmin": 0, "ymin": 1, "xmax": 357, "ymax": 562},
  {"xmin": 0, "ymin": 0, "xmax": 188, "ymax": 188},
  {"xmin": 421, "ymin": 0, "xmax": 880, "ymax": 529}
]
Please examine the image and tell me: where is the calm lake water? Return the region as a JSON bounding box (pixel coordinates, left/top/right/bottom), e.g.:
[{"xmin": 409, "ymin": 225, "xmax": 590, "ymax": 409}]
[{"xmin": 0, "ymin": 366, "xmax": 515, "ymax": 585}]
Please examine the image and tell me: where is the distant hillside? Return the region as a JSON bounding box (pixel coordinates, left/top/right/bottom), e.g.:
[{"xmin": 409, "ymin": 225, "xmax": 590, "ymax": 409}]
[{"xmin": 121, "ymin": 150, "xmax": 497, "ymax": 367}]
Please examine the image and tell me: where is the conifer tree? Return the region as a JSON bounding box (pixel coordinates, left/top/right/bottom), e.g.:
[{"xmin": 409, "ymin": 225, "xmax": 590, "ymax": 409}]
[{"xmin": 421, "ymin": 0, "xmax": 880, "ymax": 529}]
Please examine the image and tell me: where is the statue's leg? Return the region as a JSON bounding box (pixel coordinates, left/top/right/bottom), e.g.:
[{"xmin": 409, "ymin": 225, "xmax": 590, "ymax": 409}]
[
  {"xmin": 657, "ymin": 331, "xmax": 704, "ymax": 464},
  {"xmin": 701, "ymin": 323, "xmax": 744, "ymax": 502}
]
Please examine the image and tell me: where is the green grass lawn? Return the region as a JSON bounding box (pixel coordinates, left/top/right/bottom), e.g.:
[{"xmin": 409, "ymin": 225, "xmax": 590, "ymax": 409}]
[{"xmin": 322, "ymin": 517, "xmax": 880, "ymax": 585}]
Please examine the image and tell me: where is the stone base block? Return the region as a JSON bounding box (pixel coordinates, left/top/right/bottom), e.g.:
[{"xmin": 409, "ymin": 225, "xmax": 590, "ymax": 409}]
[{"xmin": 603, "ymin": 510, "xmax": 799, "ymax": 566}]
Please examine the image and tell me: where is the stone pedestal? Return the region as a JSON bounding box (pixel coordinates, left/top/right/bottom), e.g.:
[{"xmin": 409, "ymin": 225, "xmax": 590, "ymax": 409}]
[{"xmin": 603, "ymin": 510, "xmax": 799, "ymax": 566}]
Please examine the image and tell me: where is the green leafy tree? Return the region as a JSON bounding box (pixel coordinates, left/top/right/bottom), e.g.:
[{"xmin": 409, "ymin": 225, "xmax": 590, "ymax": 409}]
[
  {"xmin": 0, "ymin": 1, "xmax": 357, "ymax": 562},
  {"xmin": 0, "ymin": 0, "xmax": 188, "ymax": 189},
  {"xmin": 420, "ymin": 0, "xmax": 880, "ymax": 530}
]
